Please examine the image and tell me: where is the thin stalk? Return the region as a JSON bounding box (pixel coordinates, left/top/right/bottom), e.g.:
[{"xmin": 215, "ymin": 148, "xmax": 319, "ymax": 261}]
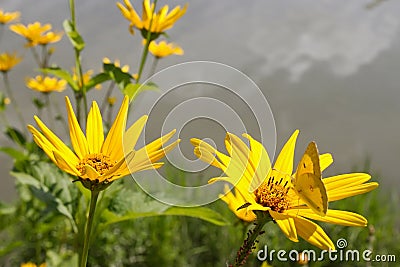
[
  {"xmin": 135, "ymin": 0, "xmax": 158, "ymax": 84},
  {"xmin": 100, "ymin": 81, "xmax": 115, "ymax": 112},
  {"xmin": 231, "ymin": 212, "xmax": 272, "ymax": 267},
  {"xmin": 148, "ymin": 57, "xmax": 159, "ymax": 79},
  {"xmin": 51, "ymin": 94, "xmax": 68, "ymax": 132},
  {"xmin": 79, "ymin": 190, "xmax": 99, "ymax": 267},
  {"xmin": 69, "ymin": 0, "xmax": 88, "ymax": 123},
  {"xmin": 30, "ymin": 47, "xmax": 42, "ymax": 67},
  {"xmin": 2, "ymin": 72, "xmax": 27, "ymax": 134}
]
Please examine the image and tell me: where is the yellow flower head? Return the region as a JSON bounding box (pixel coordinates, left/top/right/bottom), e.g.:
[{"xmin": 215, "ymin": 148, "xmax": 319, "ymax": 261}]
[
  {"xmin": 10, "ymin": 22, "xmax": 63, "ymax": 47},
  {"xmin": 20, "ymin": 263, "xmax": 46, "ymax": 267},
  {"xmin": 107, "ymin": 96, "xmax": 117, "ymax": 106},
  {"xmin": 0, "ymin": 52, "xmax": 22, "ymax": 72},
  {"xmin": 26, "ymin": 75, "xmax": 67, "ymax": 93},
  {"xmin": 191, "ymin": 131, "xmax": 378, "ymax": 250},
  {"xmin": 117, "ymin": 0, "xmax": 187, "ymax": 38},
  {"xmin": 0, "ymin": 92, "xmax": 11, "ymax": 112},
  {"xmin": 147, "ymin": 40, "xmax": 184, "ymax": 58},
  {"xmin": 72, "ymin": 68, "xmax": 101, "ymax": 90},
  {"xmin": 0, "ymin": 9, "xmax": 20, "ymax": 24},
  {"xmin": 28, "ymin": 96, "xmax": 180, "ymax": 191}
]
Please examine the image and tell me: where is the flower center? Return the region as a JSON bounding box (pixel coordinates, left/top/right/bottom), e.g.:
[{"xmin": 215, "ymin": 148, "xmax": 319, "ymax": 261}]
[
  {"xmin": 76, "ymin": 153, "xmax": 116, "ymax": 176},
  {"xmin": 254, "ymin": 176, "xmax": 290, "ymax": 213}
]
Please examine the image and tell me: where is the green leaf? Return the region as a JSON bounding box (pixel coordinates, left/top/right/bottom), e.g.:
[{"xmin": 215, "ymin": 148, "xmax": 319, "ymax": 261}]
[
  {"xmin": 63, "ymin": 19, "xmax": 85, "ymax": 51},
  {"xmin": 11, "ymin": 172, "xmax": 41, "ymax": 188},
  {"xmin": 0, "ymin": 147, "xmax": 26, "ymax": 161},
  {"xmin": 103, "ymin": 62, "xmax": 133, "ymax": 90},
  {"xmin": 101, "ymin": 206, "xmax": 229, "ymax": 227},
  {"xmin": 123, "ymin": 82, "xmax": 159, "ymax": 101},
  {"xmin": 33, "ymin": 97, "xmax": 45, "ymax": 109},
  {"xmin": 0, "ymin": 241, "xmax": 23, "ymax": 257},
  {"xmin": 41, "ymin": 67, "xmax": 79, "ymax": 91},
  {"xmin": 85, "ymin": 72, "xmax": 110, "ymax": 91},
  {"xmin": 4, "ymin": 127, "xmax": 26, "ymax": 146},
  {"xmin": 100, "ymin": 190, "xmax": 229, "ymax": 228}
]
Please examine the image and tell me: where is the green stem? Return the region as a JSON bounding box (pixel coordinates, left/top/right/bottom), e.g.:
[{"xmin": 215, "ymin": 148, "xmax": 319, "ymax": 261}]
[
  {"xmin": 69, "ymin": 0, "xmax": 87, "ymax": 123},
  {"xmin": 79, "ymin": 190, "xmax": 99, "ymax": 267},
  {"xmin": 2, "ymin": 72, "xmax": 27, "ymax": 135},
  {"xmin": 231, "ymin": 212, "xmax": 272, "ymax": 267},
  {"xmin": 135, "ymin": 0, "xmax": 158, "ymax": 84},
  {"xmin": 148, "ymin": 57, "xmax": 159, "ymax": 79},
  {"xmin": 30, "ymin": 47, "xmax": 42, "ymax": 67},
  {"xmin": 100, "ymin": 81, "xmax": 115, "ymax": 112}
]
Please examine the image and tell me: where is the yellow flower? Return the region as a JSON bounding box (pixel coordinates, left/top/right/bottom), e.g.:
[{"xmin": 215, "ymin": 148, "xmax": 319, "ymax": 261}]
[
  {"xmin": 20, "ymin": 263, "xmax": 46, "ymax": 267},
  {"xmin": 107, "ymin": 96, "xmax": 117, "ymax": 106},
  {"xmin": 26, "ymin": 75, "xmax": 67, "ymax": 93},
  {"xmin": 0, "ymin": 9, "xmax": 20, "ymax": 24},
  {"xmin": 117, "ymin": 0, "xmax": 187, "ymax": 37},
  {"xmin": 147, "ymin": 40, "xmax": 184, "ymax": 58},
  {"xmin": 9, "ymin": 22, "xmax": 62, "ymax": 47},
  {"xmin": 72, "ymin": 68, "xmax": 102, "ymax": 90},
  {"xmin": 28, "ymin": 96, "xmax": 180, "ymax": 191},
  {"xmin": 0, "ymin": 52, "xmax": 22, "ymax": 72},
  {"xmin": 191, "ymin": 130, "xmax": 378, "ymax": 250}
]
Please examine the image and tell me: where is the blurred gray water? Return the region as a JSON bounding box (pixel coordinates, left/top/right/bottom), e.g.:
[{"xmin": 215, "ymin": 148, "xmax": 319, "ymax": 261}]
[{"xmin": 1, "ymin": 0, "xmax": 399, "ymax": 201}]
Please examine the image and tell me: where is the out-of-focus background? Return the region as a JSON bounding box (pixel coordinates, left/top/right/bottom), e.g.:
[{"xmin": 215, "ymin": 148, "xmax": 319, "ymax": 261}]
[{"xmin": 1, "ymin": 0, "xmax": 400, "ymax": 202}]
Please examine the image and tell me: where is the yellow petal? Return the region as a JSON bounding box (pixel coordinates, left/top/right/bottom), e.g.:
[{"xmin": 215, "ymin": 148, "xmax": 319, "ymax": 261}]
[
  {"xmin": 86, "ymin": 101, "xmax": 104, "ymax": 154},
  {"xmin": 293, "ymin": 216, "xmax": 335, "ymax": 250},
  {"xmin": 289, "ymin": 208, "xmax": 367, "ymax": 226},
  {"xmin": 102, "ymin": 96, "xmax": 129, "ymax": 161},
  {"xmin": 243, "ymin": 133, "xmax": 272, "ymax": 191},
  {"xmin": 84, "ymin": 164, "xmax": 101, "ymax": 180},
  {"xmin": 128, "ymin": 139, "xmax": 180, "ymax": 173},
  {"xmin": 319, "ymin": 153, "xmax": 333, "ymax": 172},
  {"xmin": 53, "ymin": 151, "xmax": 80, "ymax": 176},
  {"xmin": 102, "ymin": 150, "xmax": 136, "ymax": 182},
  {"xmin": 31, "ymin": 117, "xmax": 78, "ymax": 164},
  {"xmin": 270, "ymin": 211, "xmax": 298, "ymax": 242},
  {"xmin": 328, "ymin": 183, "xmax": 379, "ymax": 202},
  {"xmin": 273, "ymin": 130, "xmax": 299, "ymax": 175},
  {"xmin": 123, "ymin": 115, "xmax": 148, "ymax": 152},
  {"xmin": 65, "ymin": 97, "xmax": 89, "ymax": 159},
  {"xmin": 324, "ymin": 173, "xmax": 372, "ymax": 190}
]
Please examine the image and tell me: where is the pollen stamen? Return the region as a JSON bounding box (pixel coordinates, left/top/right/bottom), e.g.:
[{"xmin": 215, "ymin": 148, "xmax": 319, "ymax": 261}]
[
  {"xmin": 76, "ymin": 153, "xmax": 116, "ymax": 177},
  {"xmin": 255, "ymin": 176, "xmax": 290, "ymax": 213}
]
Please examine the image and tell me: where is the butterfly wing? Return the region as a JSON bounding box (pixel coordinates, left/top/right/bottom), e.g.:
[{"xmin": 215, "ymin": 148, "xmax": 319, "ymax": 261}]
[{"xmin": 293, "ymin": 142, "xmax": 328, "ymax": 216}]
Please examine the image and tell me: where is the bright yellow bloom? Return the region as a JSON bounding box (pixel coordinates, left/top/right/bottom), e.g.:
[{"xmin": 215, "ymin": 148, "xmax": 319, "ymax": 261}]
[
  {"xmin": 117, "ymin": 0, "xmax": 187, "ymax": 37},
  {"xmin": 0, "ymin": 52, "xmax": 22, "ymax": 72},
  {"xmin": 28, "ymin": 96, "xmax": 180, "ymax": 191},
  {"xmin": 0, "ymin": 9, "xmax": 20, "ymax": 24},
  {"xmin": 26, "ymin": 75, "xmax": 67, "ymax": 93},
  {"xmin": 191, "ymin": 131, "xmax": 378, "ymax": 250},
  {"xmin": 147, "ymin": 40, "xmax": 184, "ymax": 58},
  {"xmin": 9, "ymin": 22, "xmax": 62, "ymax": 47},
  {"xmin": 20, "ymin": 263, "xmax": 46, "ymax": 267}
]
